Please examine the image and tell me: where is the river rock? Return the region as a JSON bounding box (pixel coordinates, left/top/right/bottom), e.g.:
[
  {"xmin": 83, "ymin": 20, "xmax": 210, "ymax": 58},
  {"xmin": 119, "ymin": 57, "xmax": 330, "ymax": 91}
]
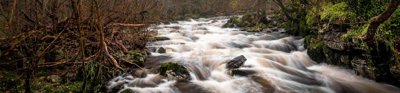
[
  {"xmin": 226, "ymin": 55, "xmax": 247, "ymax": 69},
  {"xmin": 174, "ymin": 82, "xmax": 211, "ymax": 93},
  {"xmin": 305, "ymin": 30, "xmax": 400, "ymax": 87},
  {"xmin": 144, "ymin": 55, "xmax": 172, "ymax": 73},
  {"xmin": 231, "ymin": 69, "xmax": 256, "ymax": 76},
  {"xmin": 157, "ymin": 47, "xmax": 166, "ymax": 53},
  {"xmin": 159, "ymin": 63, "xmax": 191, "ymax": 81},
  {"xmin": 153, "ymin": 36, "xmax": 170, "ymax": 41}
]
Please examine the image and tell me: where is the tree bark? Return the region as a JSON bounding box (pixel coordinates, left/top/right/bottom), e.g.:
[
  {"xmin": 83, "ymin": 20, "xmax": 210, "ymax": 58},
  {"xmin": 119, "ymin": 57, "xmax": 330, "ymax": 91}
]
[{"xmin": 365, "ymin": 0, "xmax": 400, "ymax": 42}]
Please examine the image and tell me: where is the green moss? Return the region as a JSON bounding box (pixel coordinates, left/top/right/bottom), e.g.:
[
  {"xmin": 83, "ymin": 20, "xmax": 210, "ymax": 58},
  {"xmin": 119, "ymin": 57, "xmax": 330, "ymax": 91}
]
[
  {"xmin": 159, "ymin": 62, "xmax": 189, "ymax": 76},
  {"xmin": 33, "ymin": 80, "xmax": 82, "ymax": 93},
  {"xmin": 376, "ymin": 9, "xmax": 400, "ymax": 46},
  {"xmin": 0, "ymin": 70, "xmax": 23, "ymax": 92},
  {"xmin": 341, "ymin": 24, "xmax": 369, "ymax": 41},
  {"xmin": 120, "ymin": 89, "xmax": 135, "ymax": 93},
  {"xmin": 375, "ymin": 9, "xmax": 400, "ymax": 65},
  {"xmin": 115, "ymin": 50, "xmax": 146, "ymax": 66},
  {"xmin": 308, "ymin": 39, "xmax": 325, "ymax": 49},
  {"xmin": 306, "ymin": 6, "xmax": 320, "ymax": 26},
  {"xmin": 320, "ymin": 2, "xmax": 355, "ymax": 23},
  {"xmin": 246, "ymin": 23, "xmax": 266, "ymax": 32},
  {"xmin": 346, "ymin": 0, "xmax": 390, "ymax": 20}
]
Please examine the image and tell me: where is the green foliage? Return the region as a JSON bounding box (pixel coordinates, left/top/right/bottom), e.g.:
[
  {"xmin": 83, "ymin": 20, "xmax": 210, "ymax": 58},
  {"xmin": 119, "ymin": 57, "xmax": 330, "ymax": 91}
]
[
  {"xmin": 33, "ymin": 81, "xmax": 82, "ymax": 93},
  {"xmin": 320, "ymin": 2, "xmax": 355, "ymax": 23},
  {"xmin": 376, "ymin": 9, "xmax": 400, "ymax": 43},
  {"xmin": 305, "ymin": 6, "xmax": 319, "ymax": 26},
  {"xmin": 341, "ymin": 24, "xmax": 369, "ymax": 41},
  {"xmin": 0, "ymin": 70, "xmax": 23, "ymax": 92},
  {"xmin": 346, "ymin": 0, "xmax": 390, "ymax": 20},
  {"xmin": 307, "ymin": 38, "xmax": 325, "ymax": 49}
]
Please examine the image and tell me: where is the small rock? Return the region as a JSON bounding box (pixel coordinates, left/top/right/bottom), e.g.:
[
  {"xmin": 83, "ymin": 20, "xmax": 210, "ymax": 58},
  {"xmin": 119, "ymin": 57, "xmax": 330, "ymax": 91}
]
[
  {"xmin": 226, "ymin": 55, "xmax": 247, "ymax": 69},
  {"xmin": 147, "ymin": 47, "xmax": 158, "ymax": 52},
  {"xmin": 47, "ymin": 75, "xmax": 61, "ymax": 83},
  {"xmin": 132, "ymin": 69, "xmax": 147, "ymax": 78},
  {"xmin": 272, "ymin": 27, "xmax": 279, "ymax": 32},
  {"xmin": 157, "ymin": 47, "xmax": 166, "ymax": 53}
]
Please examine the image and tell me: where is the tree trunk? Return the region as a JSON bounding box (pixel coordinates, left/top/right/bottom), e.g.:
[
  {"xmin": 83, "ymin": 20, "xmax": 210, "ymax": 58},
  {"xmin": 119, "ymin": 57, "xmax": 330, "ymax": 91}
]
[{"xmin": 365, "ymin": 0, "xmax": 400, "ymax": 43}]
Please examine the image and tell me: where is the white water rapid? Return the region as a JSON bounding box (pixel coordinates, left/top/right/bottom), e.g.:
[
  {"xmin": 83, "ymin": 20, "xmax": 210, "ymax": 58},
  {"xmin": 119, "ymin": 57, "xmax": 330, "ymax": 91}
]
[{"xmin": 106, "ymin": 17, "xmax": 400, "ymax": 93}]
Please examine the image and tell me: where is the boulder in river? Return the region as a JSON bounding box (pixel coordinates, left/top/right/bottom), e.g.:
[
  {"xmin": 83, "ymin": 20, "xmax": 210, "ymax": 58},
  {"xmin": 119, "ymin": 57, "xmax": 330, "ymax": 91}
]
[
  {"xmin": 159, "ymin": 63, "xmax": 191, "ymax": 81},
  {"xmin": 157, "ymin": 47, "xmax": 166, "ymax": 53},
  {"xmin": 226, "ymin": 55, "xmax": 247, "ymax": 69},
  {"xmin": 152, "ymin": 36, "xmax": 170, "ymax": 41}
]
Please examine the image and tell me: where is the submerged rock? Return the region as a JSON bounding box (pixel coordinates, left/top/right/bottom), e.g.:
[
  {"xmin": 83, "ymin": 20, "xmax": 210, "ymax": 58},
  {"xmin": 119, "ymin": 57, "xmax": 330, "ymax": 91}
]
[
  {"xmin": 159, "ymin": 63, "xmax": 191, "ymax": 81},
  {"xmin": 226, "ymin": 55, "xmax": 247, "ymax": 69},
  {"xmin": 174, "ymin": 82, "xmax": 211, "ymax": 93},
  {"xmin": 144, "ymin": 55, "xmax": 172, "ymax": 73}
]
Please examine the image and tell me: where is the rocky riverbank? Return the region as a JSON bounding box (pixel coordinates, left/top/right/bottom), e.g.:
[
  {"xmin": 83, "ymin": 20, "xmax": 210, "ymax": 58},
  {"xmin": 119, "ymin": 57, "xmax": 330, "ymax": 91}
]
[{"xmin": 224, "ymin": 11, "xmax": 400, "ymax": 87}]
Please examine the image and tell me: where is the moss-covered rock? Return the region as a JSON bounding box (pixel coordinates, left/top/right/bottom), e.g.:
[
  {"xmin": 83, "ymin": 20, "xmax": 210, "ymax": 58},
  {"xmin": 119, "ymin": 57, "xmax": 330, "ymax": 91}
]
[
  {"xmin": 159, "ymin": 62, "xmax": 191, "ymax": 81},
  {"xmin": 115, "ymin": 50, "xmax": 147, "ymax": 67},
  {"xmin": 223, "ymin": 11, "xmax": 281, "ymax": 32},
  {"xmin": 306, "ymin": 27, "xmax": 400, "ymax": 87}
]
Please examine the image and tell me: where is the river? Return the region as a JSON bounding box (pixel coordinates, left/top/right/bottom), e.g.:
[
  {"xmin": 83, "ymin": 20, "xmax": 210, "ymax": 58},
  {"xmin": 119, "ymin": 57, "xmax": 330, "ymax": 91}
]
[{"xmin": 106, "ymin": 17, "xmax": 400, "ymax": 93}]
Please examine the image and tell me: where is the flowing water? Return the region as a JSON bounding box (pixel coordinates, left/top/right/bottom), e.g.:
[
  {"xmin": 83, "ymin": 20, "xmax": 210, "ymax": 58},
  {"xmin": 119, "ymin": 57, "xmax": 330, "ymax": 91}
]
[{"xmin": 107, "ymin": 17, "xmax": 400, "ymax": 93}]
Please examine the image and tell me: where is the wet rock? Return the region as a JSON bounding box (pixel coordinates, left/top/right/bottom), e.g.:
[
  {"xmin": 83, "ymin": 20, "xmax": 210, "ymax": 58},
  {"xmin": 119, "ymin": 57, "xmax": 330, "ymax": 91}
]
[
  {"xmin": 189, "ymin": 36, "xmax": 199, "ymax": 41},
  {"xmin": 229, "ymin": 42, "xmax": 251, "ymax": 49},
  {"xmin": 231, "ymin": 69, "xmax": 256, "ymax": 76},
  {"xmin": 226, "ymin": 55, "xmax": 247, "ymax": 69},
  {"xmin": 153, "ymin": 36, "xmax": 170, "ymax": 41},
  {"xmin": 157, "ymin": 47, "xmax": 166, "ymax": 53},
  {"xmin": 223, "ymin": 11, "xmax": 283, "ymax": 33},
  {"xmin": 120, "ymin": 89, "xmax": 135, "ymax": 93},
  {"xmin": 159, "ymin": 63, "xmax": 191, "ymax": 81},
  {"xmin": 351, "ymin": 57, "xmax": 377, "ymax": 79},
  {"xmin": 144, "ymin": 55, "xmax": 172, "ymax": 73},
  {"xmin": 271, "ymin": 27, "xmax": 279, "ymax": 32},
  {"xmin": 146, "ymin": 47, "xmax": 158, "ymax": 53},
  {"xmin": 132, "ymin": 69, "xmax": 147, "ymax": 78},
  {"xmin": 305, "ymin": 31, "xmax": 400, "ymax": 87}
]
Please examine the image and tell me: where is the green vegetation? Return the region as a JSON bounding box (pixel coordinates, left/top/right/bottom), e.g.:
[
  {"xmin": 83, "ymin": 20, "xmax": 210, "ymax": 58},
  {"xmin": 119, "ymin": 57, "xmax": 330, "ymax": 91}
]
[
  {"xmin": 283, "ymin": 0, "xmax": 400, "ymax": 86},
  {"xmin": 376, "ymin": 9, "xmax": 400, "ymax": 46},
  {"xmin": 347, "ymin": 0, "xmax": 390, "ymax": 20},
  {"xmin": 341, "ymin": 24, "xmax": 369, "ymax": 41},
  {"xmin": 320, "ymin": 2, "xmax": 355, "ymax": 24}
]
